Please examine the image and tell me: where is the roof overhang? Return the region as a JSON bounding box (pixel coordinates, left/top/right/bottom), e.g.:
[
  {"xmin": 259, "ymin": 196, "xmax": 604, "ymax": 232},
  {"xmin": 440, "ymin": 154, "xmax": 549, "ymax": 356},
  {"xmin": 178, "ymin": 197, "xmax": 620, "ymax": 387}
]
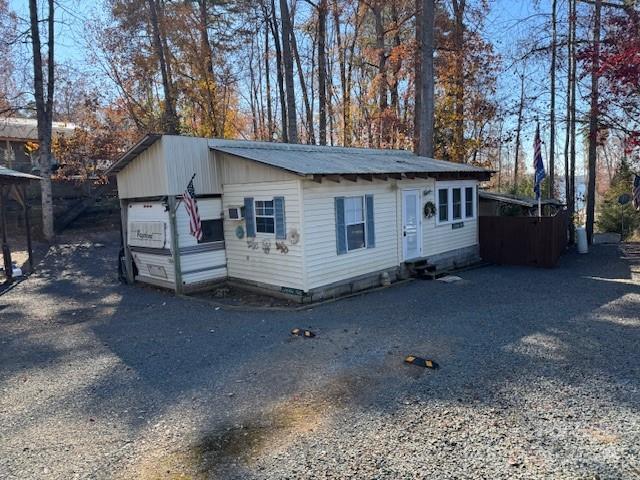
[
  {"xmin": 106, "ymin": 133, "xmax": 162, "ymax": 175},
  {"xmin": 0, "ymin": 167, "xmax": 42, "ymax": 185}
]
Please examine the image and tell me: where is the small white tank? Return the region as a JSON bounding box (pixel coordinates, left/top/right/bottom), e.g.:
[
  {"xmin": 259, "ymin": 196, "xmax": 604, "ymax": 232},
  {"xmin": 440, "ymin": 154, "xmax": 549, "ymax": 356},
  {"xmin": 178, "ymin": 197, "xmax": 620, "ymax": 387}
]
[{"xmin": 576, "ymin": 227, "xmax": 588, "ymax": 254}]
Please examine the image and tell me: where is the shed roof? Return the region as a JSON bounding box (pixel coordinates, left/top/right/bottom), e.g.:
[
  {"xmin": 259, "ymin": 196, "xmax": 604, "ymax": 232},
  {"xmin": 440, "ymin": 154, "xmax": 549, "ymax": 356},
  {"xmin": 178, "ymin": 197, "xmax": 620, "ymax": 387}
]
[
  {"xmin": 209, "ymin": 139, "xmax": 489, "ymax": 177},
  {"xmin": 0, "ymin": 166, "xmax": 42, "ymax": 184},
  {"xmin": 479, "ymin": 190, "xmax": 564, "ymax": 207},
  {"xmin": 0, "ymin": 117, "xmax": 76, "ymax": 142}
]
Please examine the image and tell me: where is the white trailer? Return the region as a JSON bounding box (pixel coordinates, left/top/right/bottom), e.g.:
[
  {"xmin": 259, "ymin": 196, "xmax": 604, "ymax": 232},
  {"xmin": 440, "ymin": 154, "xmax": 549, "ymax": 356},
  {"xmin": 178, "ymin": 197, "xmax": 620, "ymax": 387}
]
[{"xmin": 127, "ymin": 198, "xmax": 226, "ymax": 291}]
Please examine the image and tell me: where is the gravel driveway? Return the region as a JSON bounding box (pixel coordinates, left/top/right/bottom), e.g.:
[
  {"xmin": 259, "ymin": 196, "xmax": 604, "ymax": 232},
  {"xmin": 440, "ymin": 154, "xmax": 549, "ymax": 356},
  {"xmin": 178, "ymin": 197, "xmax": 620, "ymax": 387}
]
[{"xmin": 1, "ymin": 233, "xmax": 639, "ymax": 479}]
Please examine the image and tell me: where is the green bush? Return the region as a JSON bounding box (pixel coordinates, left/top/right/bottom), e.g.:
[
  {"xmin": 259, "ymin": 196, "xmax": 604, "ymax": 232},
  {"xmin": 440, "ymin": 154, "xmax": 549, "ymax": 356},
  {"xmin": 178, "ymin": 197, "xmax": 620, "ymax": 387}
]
[{"xmin": 596, "ymin": 160, "xmax": 640, "ymax": 237}]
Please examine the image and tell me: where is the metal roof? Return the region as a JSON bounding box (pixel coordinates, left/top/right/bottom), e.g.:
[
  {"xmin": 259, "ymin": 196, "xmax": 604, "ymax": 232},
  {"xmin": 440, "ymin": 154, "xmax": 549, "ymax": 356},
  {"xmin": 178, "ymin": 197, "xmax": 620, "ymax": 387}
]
[
  {"xmin": 0, "ymin": 117, "xmax": 76, "ymax": 141},
  {"xmin": 208, "ymin": 139, "xmax": 490, "ymax": 176},
  {"xmin": 0, "ymin": 166, "xmax": 42, "ymax": 184},
  {"xmin": 106, "ymin": 133, "xmax": 162, "ymax": 175},
  {"xmin": 479, "ymin": 190, "xmax": 564, "ymax": 207}
]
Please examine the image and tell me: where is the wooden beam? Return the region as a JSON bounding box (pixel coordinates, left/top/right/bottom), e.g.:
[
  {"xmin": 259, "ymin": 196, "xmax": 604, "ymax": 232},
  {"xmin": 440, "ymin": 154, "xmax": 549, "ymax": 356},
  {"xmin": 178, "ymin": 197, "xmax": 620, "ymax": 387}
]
[
  {"xmin": 404, "ymin": 173, "xmax": 416, "ymax": 179},
  {"xmin": 324, "ymin": 175, "xmax": 341, "ymax": 183},
  {"xmin": 359, "ymin": 174, "xmax": 373, "ymax": 182},
  {"xmin": 0, "ymin": 185, "xmax": 12, "ymax": 282},
  {"xmin": 342, "ymin": 174, "xmax": 358, "ymax": 182},
  {"xmin": 415, "ymin": 172, "xmax": 431, "ymax": 179},
  {"xmin": 311, "ymin": 175, "xmax": 323, "ymax": 183},
  {"xmin": 23, "ymin": 185, "xmax": 33, "ymax": 273},
  {"xmin": 387, "ymin": 173, "xmax": 402, "ymax": 180},
  {"xmin": 167, "ymin": 196, "xmax": 183, "ymax": 294},
  {"xmin": 373, "ymin": 174, "xmax": 388, "ymax": 181}
]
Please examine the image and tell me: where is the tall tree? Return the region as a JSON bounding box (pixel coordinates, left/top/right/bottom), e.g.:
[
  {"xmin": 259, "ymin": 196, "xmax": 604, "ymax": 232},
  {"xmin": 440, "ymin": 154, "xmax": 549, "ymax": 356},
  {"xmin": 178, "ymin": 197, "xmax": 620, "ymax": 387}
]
[
  {"xmin": 416, "ymin": 0, "xmax": 435, "ymax": 157},
  {"xmin": 548, "ymin": 0, "xmax": 557, "ymax": 198},
  {"xmin": 29, "ymin": 0, "xmax": 55, "ymax": 241},
  {"xmin": 317, "ymin": 0, "xmax": 328, "ymax": 145},
  {"xmin": 586, "ymin": 0, "xmax": 601, "ymax": 245},
  {"xmin": 451, "ymin": 0, "xmax": 466, "ymax": 162},
  {"xmin": 279, "ymin": 0, "xmax": 298, "ymax": 143},
  {"xmin": 147, "ymin": 0, "xmax": 179, "ymax": 134}
]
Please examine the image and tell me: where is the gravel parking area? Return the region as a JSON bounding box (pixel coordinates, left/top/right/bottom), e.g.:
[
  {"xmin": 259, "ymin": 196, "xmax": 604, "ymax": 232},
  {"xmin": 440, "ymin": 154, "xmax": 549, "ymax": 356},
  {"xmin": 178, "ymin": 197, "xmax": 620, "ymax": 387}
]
[{"xmin": 1, "ymin": 232, "xmax": 639, "ymax": 479}]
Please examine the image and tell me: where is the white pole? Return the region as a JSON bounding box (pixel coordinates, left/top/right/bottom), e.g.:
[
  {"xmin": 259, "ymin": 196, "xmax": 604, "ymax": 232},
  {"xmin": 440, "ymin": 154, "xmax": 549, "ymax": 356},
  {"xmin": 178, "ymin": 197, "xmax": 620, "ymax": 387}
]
[{"xmin": 538, "ymin": 196, "xmax": 542, "ymax": 217}]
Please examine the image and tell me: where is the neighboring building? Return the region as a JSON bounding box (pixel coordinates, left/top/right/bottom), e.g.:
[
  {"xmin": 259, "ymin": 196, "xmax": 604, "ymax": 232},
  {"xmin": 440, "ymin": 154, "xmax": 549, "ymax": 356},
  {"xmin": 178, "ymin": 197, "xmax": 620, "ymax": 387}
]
[
  {"xmin": 479, "ymin": 191, "xmax": 564, "ymax": 217},
  {"xmin": 0, "ymin": 117, "xmax": 75, "ymax": 172},
  {"xmin": 108, "ymin": 135, "xmax": 491, "ymax": 302}
]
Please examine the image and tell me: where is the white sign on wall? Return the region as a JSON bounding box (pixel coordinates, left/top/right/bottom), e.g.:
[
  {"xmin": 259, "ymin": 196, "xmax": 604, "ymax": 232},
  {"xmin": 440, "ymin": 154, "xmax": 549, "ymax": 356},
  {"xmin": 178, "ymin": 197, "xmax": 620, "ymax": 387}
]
[{"xmin": 128, "ymin": 221, "xmax": 166, "ymax": 249}]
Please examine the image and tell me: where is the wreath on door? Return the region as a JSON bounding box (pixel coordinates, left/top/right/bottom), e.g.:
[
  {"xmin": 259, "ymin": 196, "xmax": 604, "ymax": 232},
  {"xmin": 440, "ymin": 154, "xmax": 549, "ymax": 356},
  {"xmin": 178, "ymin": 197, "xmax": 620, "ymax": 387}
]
[{"xmin": 423, "ymin": 201, "xmax": 436, "ymax": 218}]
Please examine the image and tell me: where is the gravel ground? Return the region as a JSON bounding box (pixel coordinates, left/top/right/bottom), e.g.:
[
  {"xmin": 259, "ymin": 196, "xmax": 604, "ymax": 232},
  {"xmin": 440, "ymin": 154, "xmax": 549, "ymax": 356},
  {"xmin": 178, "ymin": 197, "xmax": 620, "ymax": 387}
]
[{"xmin": 1, "ymin": 232, "xmax": 639, "ymax": 480}]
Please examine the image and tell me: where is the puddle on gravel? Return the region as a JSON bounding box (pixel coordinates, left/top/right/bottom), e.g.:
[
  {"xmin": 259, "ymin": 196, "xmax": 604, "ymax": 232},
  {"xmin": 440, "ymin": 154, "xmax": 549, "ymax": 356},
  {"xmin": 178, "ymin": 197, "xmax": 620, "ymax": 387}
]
[{"xmin": 123, "ymin": 373, "xmax": 376, "ymax": 479}]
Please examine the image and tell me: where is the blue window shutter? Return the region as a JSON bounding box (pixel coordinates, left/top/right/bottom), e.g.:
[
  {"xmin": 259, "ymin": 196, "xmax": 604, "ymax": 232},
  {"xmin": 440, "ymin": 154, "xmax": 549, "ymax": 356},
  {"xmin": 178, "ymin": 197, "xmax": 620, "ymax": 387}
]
[
  {"xmin": 244, "ymin": 197, "xmax": 255, "ymax": 237},
  {"xmin": 274, "ymin": 196, "xmax": 286, "ymax": 239},
  {"xmin": 365, "ymin": 194, "xmax": 375, "ymax": 248},
  {"xmin": 335, "ymin": 197, "xmax": 347, "ymax": 255}
]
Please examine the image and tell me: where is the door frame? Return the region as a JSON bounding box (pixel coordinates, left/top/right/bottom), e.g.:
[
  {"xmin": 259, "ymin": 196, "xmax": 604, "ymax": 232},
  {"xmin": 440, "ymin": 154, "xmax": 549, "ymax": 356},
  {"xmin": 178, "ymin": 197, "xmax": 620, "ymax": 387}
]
[{"xmin": 401, "ymin": 189, "xmax": 423, "ymax": 261}]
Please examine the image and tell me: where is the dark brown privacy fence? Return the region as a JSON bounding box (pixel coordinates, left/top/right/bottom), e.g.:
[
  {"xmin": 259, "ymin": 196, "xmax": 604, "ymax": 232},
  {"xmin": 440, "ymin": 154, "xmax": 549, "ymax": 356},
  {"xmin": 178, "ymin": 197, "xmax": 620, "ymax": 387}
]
[{"xmin": 479, "ymin": 211, "xmax": 569, "ymax": 268}]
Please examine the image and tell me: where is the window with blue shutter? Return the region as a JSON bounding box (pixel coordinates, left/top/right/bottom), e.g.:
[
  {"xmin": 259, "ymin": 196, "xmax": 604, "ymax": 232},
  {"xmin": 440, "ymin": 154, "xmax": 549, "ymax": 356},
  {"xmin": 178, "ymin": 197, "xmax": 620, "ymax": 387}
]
[
  {"xmin": 335, "ymin": 197, "xmax": 347, "ymax": 255},
  {"xmin": 274, "ymin": 196, "xmax": 286, "ymax": 239},
  {"xmin": 365, "ymin": 194, "xmax": 375, "ymax": 248},
  {"xmin": 244, "ymin": 197, "xmax": 255, "ymax": 237}
]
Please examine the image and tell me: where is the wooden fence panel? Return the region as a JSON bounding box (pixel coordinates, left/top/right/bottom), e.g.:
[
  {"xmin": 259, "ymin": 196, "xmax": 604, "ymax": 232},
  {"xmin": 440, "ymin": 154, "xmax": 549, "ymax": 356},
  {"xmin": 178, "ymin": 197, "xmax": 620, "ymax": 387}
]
[{"xmin": 479, "ymin": 211, "xmax": 568, "ymax": 268}]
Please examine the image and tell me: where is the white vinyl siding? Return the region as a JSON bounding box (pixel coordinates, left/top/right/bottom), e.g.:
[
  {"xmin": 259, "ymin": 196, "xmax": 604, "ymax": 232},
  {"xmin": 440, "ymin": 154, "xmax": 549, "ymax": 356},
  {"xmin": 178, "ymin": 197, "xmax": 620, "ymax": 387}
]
[
  {"xmin": 222, "ymin": 180, "xmax": 304, "ymax": 289},
  {"xmin": 303, "ymin": 179, "xmax": 398, "ymax": 291},
  {"xmin": 426, "ymin": 180, "xmax": 478, "ymax": 256},
  {"xmin": 117, "ymin": 135, "xmax": 222, "ymax": 199}
]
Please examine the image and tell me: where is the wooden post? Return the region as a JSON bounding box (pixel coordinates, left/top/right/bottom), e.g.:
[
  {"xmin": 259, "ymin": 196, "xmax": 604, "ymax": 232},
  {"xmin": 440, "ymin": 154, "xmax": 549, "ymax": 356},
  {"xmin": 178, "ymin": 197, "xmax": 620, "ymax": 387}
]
[
  {"xmin": 167, "ymin": 195, "xmax": 183, "ymax": 294},
  {"xmin": 119, "ymin": 199, "xmax": 134, "ymax": 284},
  {"xmin": 0, "ymin": 185, "xmax": 12, "ymax": 282},
  {"xmin": 23, "ymin": 185, "xmax": 34, "ymax": 273}
]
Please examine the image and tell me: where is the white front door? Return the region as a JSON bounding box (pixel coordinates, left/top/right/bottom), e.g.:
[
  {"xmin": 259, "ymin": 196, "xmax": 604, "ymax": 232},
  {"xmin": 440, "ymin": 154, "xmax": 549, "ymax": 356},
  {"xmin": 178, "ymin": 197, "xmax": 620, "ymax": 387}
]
[{"xmin": 402, "ymin": 189, "xmax": 422, "ymax": 260}]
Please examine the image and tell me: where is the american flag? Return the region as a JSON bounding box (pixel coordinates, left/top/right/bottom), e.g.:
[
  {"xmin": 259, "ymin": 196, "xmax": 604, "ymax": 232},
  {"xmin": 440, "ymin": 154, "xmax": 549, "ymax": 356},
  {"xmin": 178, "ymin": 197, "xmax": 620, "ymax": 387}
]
[
  {"xmin": 184, "ymin": 175, "xmax": 202, "ymax": 241},
  {"xmin": 633, "ymin": 174, "xmax": 640, "ymax": 211},
  {"xmin": 533, "ymin": 123, "xmax": 546, "ymax": 200}
]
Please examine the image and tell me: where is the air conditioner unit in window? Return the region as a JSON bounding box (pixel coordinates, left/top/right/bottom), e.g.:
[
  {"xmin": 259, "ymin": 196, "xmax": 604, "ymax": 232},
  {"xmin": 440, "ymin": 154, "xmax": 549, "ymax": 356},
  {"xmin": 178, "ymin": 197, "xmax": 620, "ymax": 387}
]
[{"xmin": 227, "ymin": 206, "xmax": 244, "ymax": 220}]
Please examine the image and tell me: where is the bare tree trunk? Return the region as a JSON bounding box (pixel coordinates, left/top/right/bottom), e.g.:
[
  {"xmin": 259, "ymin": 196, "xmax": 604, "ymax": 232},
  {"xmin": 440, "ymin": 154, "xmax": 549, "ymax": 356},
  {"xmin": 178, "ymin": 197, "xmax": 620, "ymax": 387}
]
[
  {"xmin": 317, "ymin": 0, "xmax": 328, "ymax": 145},
  {"xmin": 266, "ymin": 0, "xmax": 288, "ymax": 142},
  {"xmin": 416, "ymin": 0, "xmax": 435, "ymax": 157},
  {"xmin": 29, "ymin": 0, "xmax": 55, "ymax": 241},
  {"xmin": 452, "ymin": 0, "xmax": 466, "ymax": 162},
  {"xmin": 513, "ymin": 70, "xmax": 525, "ymax": 187},
  {"xmin": 279, "ymin": 0, "xmax": 298, "ymax": 143},
  {"xmin": 290, "ymin": 17, "xmax": 315, "ymax": 144},
  {"xmin": 549, "ymin": 0, "xmax": 557, "ymax": 198},
  {"xmin": 333, "ymin": 0, "xmax": 347, "ymax": 145},
  {"xmin": 147, "ymin": 0, "xmax": 178, "ymax": 134},
  {"xmin": 264, "ymin": 20, "xmax": 274, "ymax": 140},
  {"xmin": 197, "ymin": 0, "xmax": 218, "ymax": 136},
  {"xmin": 569, "ymin": 0, "xmax": 577, "ymax": 244},
  {"xmin": 586, "ymin": 0, "xmax": 601, "ymax": 245},
  {"xmin": 371, "ymin": 2, "xmax": 387, "ymax": 147}
]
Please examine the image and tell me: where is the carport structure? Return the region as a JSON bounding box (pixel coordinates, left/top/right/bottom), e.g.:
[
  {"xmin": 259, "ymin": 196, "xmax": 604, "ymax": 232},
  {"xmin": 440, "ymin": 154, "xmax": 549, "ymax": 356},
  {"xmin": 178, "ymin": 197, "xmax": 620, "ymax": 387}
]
[{"xmin": 0, "ymin": 166, "xmax": 41, "ymax": 283}]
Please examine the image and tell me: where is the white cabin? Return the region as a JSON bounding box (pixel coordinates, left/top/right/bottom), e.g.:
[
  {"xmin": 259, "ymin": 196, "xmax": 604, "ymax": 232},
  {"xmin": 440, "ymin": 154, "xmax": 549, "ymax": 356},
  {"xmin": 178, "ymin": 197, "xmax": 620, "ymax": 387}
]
[{"xmin": 108, "ymin": 135, "xmax": 491, "ymax": 301}]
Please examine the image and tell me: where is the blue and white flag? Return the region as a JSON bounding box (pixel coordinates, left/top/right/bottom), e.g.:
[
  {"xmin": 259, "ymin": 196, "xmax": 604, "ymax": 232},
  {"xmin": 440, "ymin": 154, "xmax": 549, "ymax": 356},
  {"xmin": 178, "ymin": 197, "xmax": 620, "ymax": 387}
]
[{"xmin": 533, "ymin": 124, "xmax": 546, "ymax": 200}]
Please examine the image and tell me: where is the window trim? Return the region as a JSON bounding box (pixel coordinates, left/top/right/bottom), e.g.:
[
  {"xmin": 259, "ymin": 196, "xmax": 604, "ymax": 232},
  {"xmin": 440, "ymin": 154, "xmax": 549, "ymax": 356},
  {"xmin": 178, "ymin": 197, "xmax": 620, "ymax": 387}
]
[
  {"xmin": 344, "ymin": 195, "xmax": 367, "ymax": 252},
  {"xmin": 254, "ymin": 199, "xmax": 275, "ymax": 235},
  {"xmin": 435, "ymin": 182, "xmax": 477, "ymax": 225}
]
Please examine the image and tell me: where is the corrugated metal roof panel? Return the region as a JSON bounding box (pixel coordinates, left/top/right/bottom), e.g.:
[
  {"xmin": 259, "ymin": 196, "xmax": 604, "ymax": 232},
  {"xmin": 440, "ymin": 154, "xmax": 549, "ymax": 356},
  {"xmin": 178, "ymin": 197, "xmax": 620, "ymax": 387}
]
[
  {"xmin": 208, "ymin": 139, "xmax": 489, "ymax": 175},
  {"xmin": 0, "ymin": 166, "xmax": 42, "ymax": 183}
]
